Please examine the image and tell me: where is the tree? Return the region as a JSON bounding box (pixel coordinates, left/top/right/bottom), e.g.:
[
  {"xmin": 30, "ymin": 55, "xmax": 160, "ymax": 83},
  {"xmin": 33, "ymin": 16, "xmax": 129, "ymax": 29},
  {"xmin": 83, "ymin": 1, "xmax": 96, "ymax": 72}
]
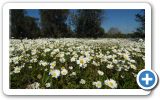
[
  {"xmin": 23, "ymin": 16, "xmax": 40, "ymax": 39},
  {"xmin": 40, "ymin": 10, "xmax": 69, "ymax": 38},
  {"xmin": 75, "ymin": 10, "xmax": 104, "ymax": 38},
  {"xmin": 10, "ymin": 9, "xmax": 26, "ymax": 38},
  {"xmin": 10, "ymin": 9, "xmax": 40, "ymax": 39},
  {"xmin": 135, "ymin": 10, "xmax": 145, "ymax": 38},
  {"xmin": 108, "ymin": 27, "xmax": 122, "ymax": 34},
  {"xmin": 105, "ymin": 27, "xmax": 126, "ymax": 38}
]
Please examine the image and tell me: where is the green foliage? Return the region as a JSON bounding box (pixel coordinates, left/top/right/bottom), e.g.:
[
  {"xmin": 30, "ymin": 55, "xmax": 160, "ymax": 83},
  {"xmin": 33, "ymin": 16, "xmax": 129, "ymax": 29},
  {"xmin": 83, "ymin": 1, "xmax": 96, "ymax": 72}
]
[
  {"xmin": 24, "ymin": 16, "xmax": 40, "ymax": 38},
  {"xmin": 10, "ymin": 9, "xmax": 40, "ymax": 39},
  {"xmin": 134, "ymin": 10, "xmax": 145, "ymax": 38},
  {"xmin": 40, "ymin": 10, "xmax": 70, "ymax": 38},
  {"xmin": 10, "ymin": 9, "xmax": 145, "ymax": 39},
  {"xmin": 75, "ymin": 10, "xmax": 105, "ymax": 38},
  {"xmin": 10, "ymin": 9, "xmax": 26, "ymax": 38}
]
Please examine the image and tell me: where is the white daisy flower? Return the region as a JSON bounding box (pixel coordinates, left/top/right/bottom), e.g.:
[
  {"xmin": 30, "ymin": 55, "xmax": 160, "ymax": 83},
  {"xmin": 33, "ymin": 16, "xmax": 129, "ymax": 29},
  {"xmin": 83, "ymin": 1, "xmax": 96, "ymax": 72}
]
[
  {"xmin": 71, "ymin": 57, "xmax": 76, "ymax": 62},
  {"xmin": 50, "ymin": 61, "xmax": 56, "ymax": 69},
  {"xmin": 27, "ymin": 82, "xmax": 40, "ymax": 89},
  {"xmin": 45, "ymin": 83, "xmax": 51, "ymax": 88},
  {"xmin": 106, "ymin": 64, "xmax": 114, "ymax": 69},
  {"xmin": 28, "ymin": 66, "xmax": 32, "ymax": 69},
  {"xmin": 13, "ymin": 66, "xmax": 21, "ymax": 73},
  {"xmin": 130, "ymin": 64, "xmax": 136, "ymax": 70},
  {"xmin": 76, "ymin": 57, "xmax": 87, "ymax": 68},
  {"xmin": 61, "ymin": 68, "xmax": 68, "ymax": 75},
  {"xmin": 79, "ymin": 79, "xmax": 86, "ymax": 84},
  {"xmin": 59, "ymin": 57, "xmax": 65, "ymax": 63},
  {"xmin": 44, "ymin": 48, "xmax": 51, "ymax": 53},
  {"xmin": 49, "ymin": 69, "xmax": 60, "ymax": 78},
  {"xmin": 70, "ymin": 72, "xmax": 76, "ymax": 76},
  {"xmin": 97, "ymin": 70, "xmax": 104, "ymax": 76},
  {"xmin": 104, "ymin": 79, "xmax": 117, "ymax": 89},
  {"xmin": 69, "ymin": 66, "xmax": 73, "ymax": 70},
  {"xmin": 123, "ymin": 54, "xmax": 130, "ymax": 60},
  {"xmin": 93, "ymin": 81, "xmax": 102, "ymax": 88},
  {"xmin": 39, "ymin": 60, "xmax": 48, "ymax": 66}
]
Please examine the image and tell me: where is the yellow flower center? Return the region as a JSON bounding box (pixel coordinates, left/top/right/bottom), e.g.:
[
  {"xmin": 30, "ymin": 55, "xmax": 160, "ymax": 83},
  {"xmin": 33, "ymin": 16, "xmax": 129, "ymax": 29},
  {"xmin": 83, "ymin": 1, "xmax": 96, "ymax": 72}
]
[
  {"xmin": 51, "ymin": 63, "xmax": 55, "ymax": 67},
  {"xmin": 98, "ymin": 83, "xmax": 101, "ymax": 86},
  {"xmin": 109, "ymin": 82, "xmax": 113, "ymax": 86},
  {"xmin": 52, "ymin": 73, "xmax": 57, "ymax": 77},
  {"xmin": 61, "ymin": 66, "xmax": 65, "ymax": 69},
  {"xmin": 80, "ymin": 59, "xmax": 84, "ymax": 64}
]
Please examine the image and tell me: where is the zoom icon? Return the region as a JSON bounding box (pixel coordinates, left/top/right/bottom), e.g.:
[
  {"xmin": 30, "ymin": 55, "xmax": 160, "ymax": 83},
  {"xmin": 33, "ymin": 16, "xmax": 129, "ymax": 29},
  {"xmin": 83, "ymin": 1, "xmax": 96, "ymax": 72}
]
[{"xmin": 137, "ymin": 69, "xmax": 158, "ymax": 90}]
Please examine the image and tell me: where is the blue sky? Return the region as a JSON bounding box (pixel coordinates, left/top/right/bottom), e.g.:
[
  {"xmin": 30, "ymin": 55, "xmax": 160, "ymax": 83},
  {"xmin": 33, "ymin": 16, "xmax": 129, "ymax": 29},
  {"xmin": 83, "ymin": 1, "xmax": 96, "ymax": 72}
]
[{"xmin": 26, "ymin": 9, "xmax": 143, "ymax": 34}]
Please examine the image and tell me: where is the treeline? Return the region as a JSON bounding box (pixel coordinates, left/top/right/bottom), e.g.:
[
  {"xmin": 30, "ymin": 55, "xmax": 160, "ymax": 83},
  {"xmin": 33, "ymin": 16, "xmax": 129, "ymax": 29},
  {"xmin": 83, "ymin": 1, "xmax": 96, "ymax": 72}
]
[
  {"xmin": 10, "ymin": 10, "xmax": 40, "ymax": 39},
  {"xmin": 10, "ymin": 9, "xmax": 145, "ymax": 39}
]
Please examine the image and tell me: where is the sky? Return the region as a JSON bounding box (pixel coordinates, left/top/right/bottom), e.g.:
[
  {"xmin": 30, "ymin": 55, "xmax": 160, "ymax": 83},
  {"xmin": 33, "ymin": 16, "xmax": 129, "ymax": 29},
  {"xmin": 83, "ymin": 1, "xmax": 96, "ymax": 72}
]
[{"xmin": 26, "ymin": 9, "xmax": 143, "ymax": 34}]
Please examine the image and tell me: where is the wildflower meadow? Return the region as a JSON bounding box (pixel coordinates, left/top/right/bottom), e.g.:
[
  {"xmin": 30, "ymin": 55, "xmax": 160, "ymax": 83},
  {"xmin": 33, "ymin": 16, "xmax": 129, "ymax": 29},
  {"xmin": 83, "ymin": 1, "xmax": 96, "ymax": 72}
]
[{"xmin": 10, "ymin": 38, "xmax": 144, "ymax": 89}]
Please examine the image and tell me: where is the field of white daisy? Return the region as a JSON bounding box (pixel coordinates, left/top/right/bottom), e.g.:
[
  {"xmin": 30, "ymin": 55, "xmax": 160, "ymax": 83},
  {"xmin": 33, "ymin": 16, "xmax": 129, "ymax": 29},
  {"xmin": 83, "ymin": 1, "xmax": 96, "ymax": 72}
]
[{"xmin": 9, "ymin": 38, "xmax": 145, "ymax": 89}]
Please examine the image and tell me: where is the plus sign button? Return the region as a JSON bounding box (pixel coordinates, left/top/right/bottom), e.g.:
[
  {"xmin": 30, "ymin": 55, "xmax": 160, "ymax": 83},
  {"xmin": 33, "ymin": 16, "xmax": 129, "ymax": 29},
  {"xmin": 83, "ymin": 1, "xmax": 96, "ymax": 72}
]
[{"xmin": 137, "ymin": 69, "xmax": 158, "ymax": 90}]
